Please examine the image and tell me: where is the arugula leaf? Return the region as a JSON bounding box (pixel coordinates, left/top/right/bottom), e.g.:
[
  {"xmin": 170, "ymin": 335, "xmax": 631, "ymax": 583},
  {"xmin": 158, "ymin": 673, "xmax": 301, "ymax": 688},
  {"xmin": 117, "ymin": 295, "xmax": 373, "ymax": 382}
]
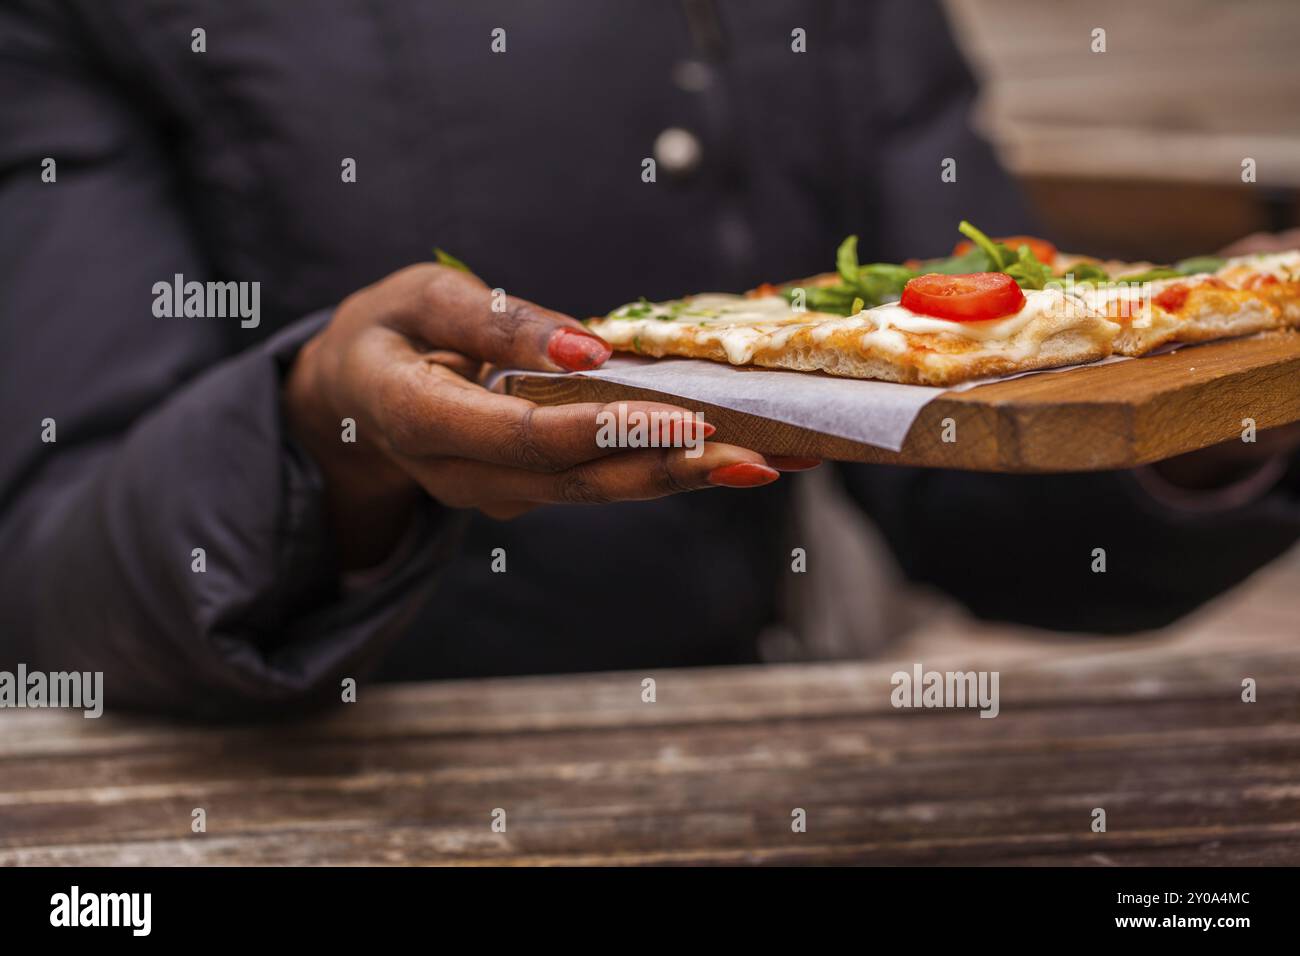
[
  {"xmin": 1109, "ymin": 257, "xmax": 1222, "ymax": 284},
  {"xmin": 783, "ymin": 242, "xmax": 916, "ymax": 315},
  {"xmin": 798, "ymin": 221, "xmax": 1128, "ymax": 314},
  {"xmin": 856, "ymin": 263, "xmax": 914, "ymax": 303},
  {"xmin": 433, "ymin": 247, "xmax": 472, "ymax": 272},
  {"xmin": 1056, "ymin": 262, "xmax": 1109, "ymax": 283},
  {"xmin": 613, "ymin": 296, "xmax": 654, "ymax": 319},
  {"xmin": 858, "ymin": 263, "xmax": 915, "ymax": 286},
  {"xmin": 782, "ymin": 284, "xmax": 852, "ymax": 316},
  {"xmin": 802, "ymin": 285, "xmax": 859, "ymax": 312},
  {"xmin": 836, "ymin": 235, "xmax": 860, "ymax": 284},
  {"xmin": 1004, "ymin": 244, "xmax": 1054, "ymax": 290},
  {"xmin": 1113, "ymin": 267, "xmax": 1184, "ymax": 282},
  {"xmin": 1175, "ymin": 256, "xmax": 1226, "ymax": 276},
  {"xmin": 949, "ymin": 223, "xmax": 1061, "ymax": 290},
  {"xmin": 921, "ymin": 247, "xmax": 995, "ymax": 275},
  {"xmin": 957, "ymin": 221, "xmax": 1011, "ymax": 272}
]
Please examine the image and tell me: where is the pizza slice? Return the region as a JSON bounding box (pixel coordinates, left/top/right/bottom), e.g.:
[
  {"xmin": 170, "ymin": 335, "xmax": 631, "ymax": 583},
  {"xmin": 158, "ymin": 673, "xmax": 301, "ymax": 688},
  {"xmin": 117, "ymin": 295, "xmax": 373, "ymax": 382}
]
[
  {"xmin": 586, "ymin": 222, "xmax": 1300, "ymax": 386},
  {"xmin": 587, "ymin": 225, "xmax": 1117, "ymax": 387},
  {"xmin": 587, "ymin": 284, "xmax": 1114, "ymax": 387},
  {"xmin": 1065, "ymin": 251, "xmax": 1300, "ymax": 355}
]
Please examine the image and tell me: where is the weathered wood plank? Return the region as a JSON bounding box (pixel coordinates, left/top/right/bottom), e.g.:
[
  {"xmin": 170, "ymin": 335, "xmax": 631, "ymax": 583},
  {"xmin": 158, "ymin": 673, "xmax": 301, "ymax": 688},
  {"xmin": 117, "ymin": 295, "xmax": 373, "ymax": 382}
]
[
  {"xmin": 3, "ymin": 647, "xmax": 1295, "ymax": 757},
  {"xmin": 0, "ymin": 650, "xmax": 1294, "ymax": 868},
  {"xmin": 3, "ymin": 639, "xmax": 1298, "ymax": 866}
]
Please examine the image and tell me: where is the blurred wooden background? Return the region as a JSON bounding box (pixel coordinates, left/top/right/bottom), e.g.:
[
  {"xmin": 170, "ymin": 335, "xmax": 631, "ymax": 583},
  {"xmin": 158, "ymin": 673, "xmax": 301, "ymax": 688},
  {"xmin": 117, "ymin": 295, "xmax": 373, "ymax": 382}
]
[{"xmin": 945, "ymin": 0, "xmax": 1300, "ymax": 260}]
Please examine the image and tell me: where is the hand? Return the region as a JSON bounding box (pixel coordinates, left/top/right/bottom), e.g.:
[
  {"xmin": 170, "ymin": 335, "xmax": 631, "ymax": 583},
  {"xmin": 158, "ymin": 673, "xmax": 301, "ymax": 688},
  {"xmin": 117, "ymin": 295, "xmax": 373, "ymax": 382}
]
[
  {"xmin": 1216, "ymin": 228, "xmax": 1300, "ymax": 258},
  {"xmin": 284, "ymin": 263, "xmax": 793, "ymax": 568}
]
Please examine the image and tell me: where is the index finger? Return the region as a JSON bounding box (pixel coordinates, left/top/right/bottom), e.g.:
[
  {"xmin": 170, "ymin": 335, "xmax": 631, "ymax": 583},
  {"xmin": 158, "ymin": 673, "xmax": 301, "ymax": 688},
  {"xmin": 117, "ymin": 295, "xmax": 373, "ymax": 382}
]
[{"xmin": 402, "ymin": 265, "xmax": 612, "ymax": 373}]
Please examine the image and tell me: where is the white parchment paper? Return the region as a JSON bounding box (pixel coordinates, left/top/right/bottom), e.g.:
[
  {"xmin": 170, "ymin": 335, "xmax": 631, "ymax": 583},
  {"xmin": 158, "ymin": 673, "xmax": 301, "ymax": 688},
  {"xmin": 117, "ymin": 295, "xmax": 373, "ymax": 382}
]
[{"xmin": 490, "ymin": 354, "xmax": 1129, "ymax": 452}]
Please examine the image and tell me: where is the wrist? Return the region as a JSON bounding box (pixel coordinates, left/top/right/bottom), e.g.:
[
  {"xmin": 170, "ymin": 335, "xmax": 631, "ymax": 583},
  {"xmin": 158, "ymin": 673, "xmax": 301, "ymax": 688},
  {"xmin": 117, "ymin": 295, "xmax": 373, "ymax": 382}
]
[{"xmin": 284, "ymin": 334, "xmax": 423, "ymax": 569}]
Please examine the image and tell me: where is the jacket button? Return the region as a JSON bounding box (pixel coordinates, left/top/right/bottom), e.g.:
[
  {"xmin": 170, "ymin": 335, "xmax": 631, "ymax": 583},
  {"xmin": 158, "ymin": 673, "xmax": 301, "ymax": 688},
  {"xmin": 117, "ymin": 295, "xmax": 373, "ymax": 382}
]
[{"xmin": 654, "ymin": 127, "xmax": 702, "ymax": 176}]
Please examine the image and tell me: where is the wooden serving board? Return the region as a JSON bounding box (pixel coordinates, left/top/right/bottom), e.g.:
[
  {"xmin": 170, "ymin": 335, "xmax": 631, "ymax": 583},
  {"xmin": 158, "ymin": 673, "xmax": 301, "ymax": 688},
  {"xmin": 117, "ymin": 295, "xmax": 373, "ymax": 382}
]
[{"xmin": 506, "ymin": 330, "xmax": 1300, "ymax": 473}]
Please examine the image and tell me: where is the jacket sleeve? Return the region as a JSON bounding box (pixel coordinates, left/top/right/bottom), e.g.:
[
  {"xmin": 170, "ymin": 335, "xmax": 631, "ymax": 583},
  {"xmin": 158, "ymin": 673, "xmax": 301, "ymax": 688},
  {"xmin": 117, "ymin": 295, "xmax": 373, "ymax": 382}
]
[
  {"xmin": 837, "ymin": 463, "xmax": 1300, "ymax": 634},
  {"xmin": 0, "ymin": 2, "xmax": 452, "ymax": 718}
]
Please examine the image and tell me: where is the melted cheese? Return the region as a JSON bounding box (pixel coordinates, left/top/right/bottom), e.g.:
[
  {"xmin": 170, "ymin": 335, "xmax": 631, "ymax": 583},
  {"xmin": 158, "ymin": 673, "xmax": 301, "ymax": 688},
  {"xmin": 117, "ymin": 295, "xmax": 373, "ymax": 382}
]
[
  {"xmin": 1081, "ymin": 278, "xmax": 1181, "ymax": 327},
  {"xmin": 1220, "ymin": 250, "xmax": 1300, "ymax": 284},
  {"xmin": 608, "ymin": 294, "xmax": 802, "ymax": 326},
  {"xmin": 1224, "ymin": 250, "xmax": 1300, "ymax": 274},
  {"xmin": 601, "ymin": 287, "xmax": 1085, "ymax": 361}
]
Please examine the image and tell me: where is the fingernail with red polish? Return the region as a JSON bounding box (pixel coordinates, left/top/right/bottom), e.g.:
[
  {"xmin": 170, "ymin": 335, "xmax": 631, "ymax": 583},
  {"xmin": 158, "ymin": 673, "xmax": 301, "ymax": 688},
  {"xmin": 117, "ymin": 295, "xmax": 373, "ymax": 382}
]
[
  {"xmin": 764, "ymin": 456, "xmax": 822, "ymax": 471},
  {"xmin": 707, "ymin": 462, "xmax": 780, "ymax": 488},
  {"xmin": 673, "ymin": 418, "xmax": 715, "ymax": 442},
  {"xmin": 548, "ymin": 329, "xmax": 612, "ymax": 372}
]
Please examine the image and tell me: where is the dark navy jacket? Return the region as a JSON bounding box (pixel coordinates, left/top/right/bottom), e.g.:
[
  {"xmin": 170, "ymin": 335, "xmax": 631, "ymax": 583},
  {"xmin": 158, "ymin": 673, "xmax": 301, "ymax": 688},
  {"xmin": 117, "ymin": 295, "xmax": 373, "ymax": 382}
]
[{"xmin": 2, "ymin": 1, "xmax": 1297, "ymax": 716}]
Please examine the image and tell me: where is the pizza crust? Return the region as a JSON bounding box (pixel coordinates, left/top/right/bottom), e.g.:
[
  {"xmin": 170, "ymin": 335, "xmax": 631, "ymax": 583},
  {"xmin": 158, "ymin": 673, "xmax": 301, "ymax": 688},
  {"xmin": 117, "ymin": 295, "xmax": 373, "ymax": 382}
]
[
  {"xmin": 1113, "ymin": 288, "xmax": 1285, "ymax": 356},
  {"xmin": 740, "ymin": 324, "xmax": 1116, "ymax": 385},
  {"xmin": 604, "ymin": 320, "xmax": 1115, "ymax": 386}
]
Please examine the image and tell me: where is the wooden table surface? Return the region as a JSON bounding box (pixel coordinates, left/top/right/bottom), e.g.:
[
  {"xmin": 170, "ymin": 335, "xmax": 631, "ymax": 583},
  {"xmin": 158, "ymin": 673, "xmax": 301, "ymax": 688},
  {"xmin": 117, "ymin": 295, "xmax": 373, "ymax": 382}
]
[
  {"xmin": 507, "ymin": 330, "xmax": 1300, "ymax": 472},
  {"xmin": 4, "ymin": 627, "xmax": 1299, "ymax": 866}
]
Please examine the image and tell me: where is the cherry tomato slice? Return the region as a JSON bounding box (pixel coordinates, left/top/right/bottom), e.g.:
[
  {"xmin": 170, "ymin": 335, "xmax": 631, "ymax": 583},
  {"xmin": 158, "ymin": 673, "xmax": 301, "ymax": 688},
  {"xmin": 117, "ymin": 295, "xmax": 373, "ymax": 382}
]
[
  {"xmin": 1154, "ymin": 284, "xmax": 1190, "ymax": 313},
  {"xmin": 900, "ymin": 272, "xmax": 1027, "ymax": 322},
  {"xmin": 953, "ymin": 235, "xmax": 1058, "ymax": 265},
  {"xmin": 1244, "ymin": 273, "xmax": 1279, "ymax": 289}
]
